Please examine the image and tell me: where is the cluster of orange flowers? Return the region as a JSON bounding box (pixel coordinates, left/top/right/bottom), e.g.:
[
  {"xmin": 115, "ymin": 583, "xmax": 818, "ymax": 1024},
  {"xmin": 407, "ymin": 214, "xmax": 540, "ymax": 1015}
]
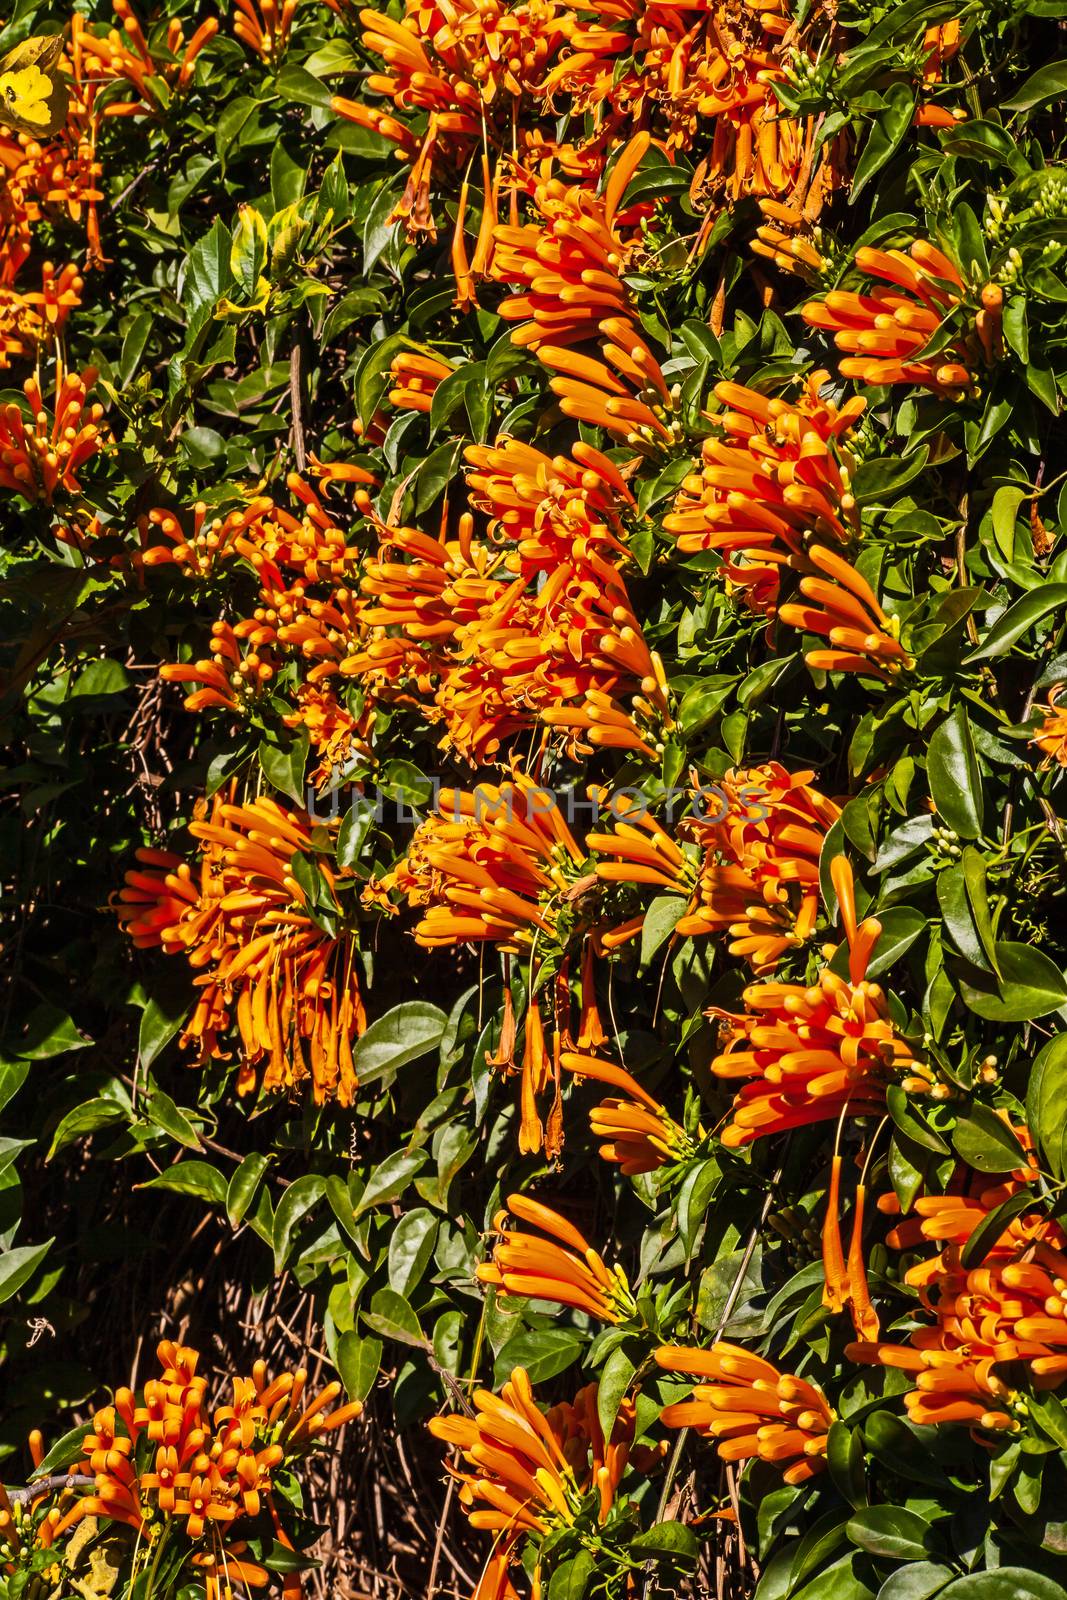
[
  {"xmin": 429, "ymin": 1365, "xmax": 641, "ymax": 1591},
  {"xmin": 592, "ymin": 762, "xmax": 841, "ymax": 972},
  {"xmin": 801, "ymin": 237, "xmax": 1003, "ymax": 399},
  {"xmin": 3, "ymin": 1341, "xmax": 359, "ymax": 1600},
  {"xmin": 332, "ymin": 0, "xmax": 848, "ymax": 295},
  {"xmin": 665, "ymin": 373, "xmax": 864, "ymax": 618},
  {"xmin": 708, "ymin": 858, "xmax": 927, "ymax": 1149},
  {"xmin": 849, "ymin": 1155, "xmax": 1067, "ymax": 1435},
  {"xmin": 656, "ymin": 1341, "xmax": 835, "ymax": 1485},
  {"xmin": 114, "ymin": 791, "xmax": 367, "ymax": 1102}
]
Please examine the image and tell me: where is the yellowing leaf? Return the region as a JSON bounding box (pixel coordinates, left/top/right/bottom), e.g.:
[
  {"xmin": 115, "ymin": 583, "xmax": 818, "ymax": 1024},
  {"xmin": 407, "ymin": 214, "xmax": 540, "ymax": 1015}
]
[{"xmin": 0, "ymin": 36, "xmax": 69, "ymax": 137}]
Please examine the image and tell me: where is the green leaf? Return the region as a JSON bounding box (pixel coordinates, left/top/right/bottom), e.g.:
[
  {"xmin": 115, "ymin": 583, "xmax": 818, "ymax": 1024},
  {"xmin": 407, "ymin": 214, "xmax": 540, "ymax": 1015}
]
[
  {"xmin": 353, "ymin": 1148, "xmax": 426, "ymax": 1219},
  {"xmin": 952, "ymin": 1102, "xmax": 1028, "ymax": 1173},
  {"xmin": 991, "ymin": 486, "xmax": 1027, "ymax": 563},
  {"xmin": 12, "ymin": 1003, "xmax": 91, "ymax": 1060},
  {"xmin": 138, "ymin": 973, "xmax": 192, "ymax": 1068},
  {"xmin": 226, "ymin": 1153, "xmax": 271, "ymax": 1228},
  {"xmin": 145, "ymin": 1090, "xmax": 202, "ymax": 1151},
  {"xmin": 350, "ymin": 1002, "xmax": 447, "ymax": 1089},
  {"xmin": 139, "ymin": 1160, "xmax": 227, "ymax": 1205},
  {"xmin": 548, "ymin": 1554, "xmax": 596, "ymax": 1600},
  {"xmin": 958, "ymin": 941, "xmax": 1067, "ymax": 1020},
  {"xmin": 886, "ymin": 1084, "xmax": 950, "ymax": 1155},
  {"xmin": 852, "ymin": 84, "xmax": 915, "ymax": 200},
  {"xmin": 336, "ymin": 1330, "xmax": 383, "ymax": 1402},
  {"xmin": 937, "ymin": 1572, "xmax": 1067, "ymax": 1600},
  {"xmin": 639, "ymin": 894, "xmax": 686, "ymax": 967},
  {"xmin": 826, "ymin": 1421, "xmax": 867, "ymax": 1509},
  {"xmin": 960, "ymin": 1187, "xmax": 1036, "ymax": 1268},
  {"xmin": 183, "ymin": 217, "xmax": 234, "ymax": 335},
  {"xmin": 927, "ymin": 706, "xmax": 984, "ymax": 839},
  {"xmin": 1026, "ymin": 1032, "xmax": 1067, "ymax": 1179},
  {"xmin": 273, "ymin": 1175, "xmax": 326, "ymax": 1272},
  {"xmin": 0, "ymin": 1056, "xmax": 29, "ymax": 1115},
  {"xmin": 493, "ymin": 1329, "xmax": 584, "ymax": 1386},
  {"xmin": 258, "ymin": 730, "xmax": 308, "ymax": 805},
  {"xmin": 0, "ymin": 1238, "xmax": 53, "ymax": 1305},
  {"xmin": 865, "ymin": 907, "xmax": 926, "ymax": 977},
  {"xmin": 1003, "ymin": 59, "xmax": 1067, "ymax": 112},
  {"xmin": 274, "ymin": 63, "xmax": 335, "ymax": 109},
  {"xmin": 362, "ymin": 1286, "xmax": 424, "ymax": 1346},
  {"xmin": 47, "ymin": 1097, "xmax": 126, "ymax": 1160},
  {"xmin": 386, "ymin": 1208, "xmax": 437, "ymax": 1297},
  {"xmin": 596, "ymin": 1343, "xmax": 637, "ymax": 1442},
  {"xmin": 876, "ymin": 1565, "xmax": 954, "ymax": 1600},
  {"xmin": 961, "ymin": 847, "xmax": 1000, "ymax": 975},
  {"xmin": 965, "ymin": 585, "xmax": 1067, "ymax": 662},
  {"xmin": 336, "ymin": 798, "xmax": 375, "ymax": 868},
  {"xmin": 846, "ymin": 1506, "xmax": 934, "ymax": 1562},
  {"xmin": 630, "ymin": 1522, "xmax": 699, "ymax": 1564}
]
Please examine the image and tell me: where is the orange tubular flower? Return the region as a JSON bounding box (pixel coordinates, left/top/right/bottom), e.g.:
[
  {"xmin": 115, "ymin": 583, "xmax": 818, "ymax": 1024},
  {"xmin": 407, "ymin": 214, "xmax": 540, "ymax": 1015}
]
[
  {"xmin": 73, "ymin": 4, "xmax": 217, "ymax": 114},
  {"xmin": 114, "ymin": 795, "xmax": 367, "ymax": 1103},
  {"xmin": 1031, "ymin": 685, "xmax": 1067, "ymax": 767},
  {"xmin": 679, "ymin": 763, "xmax": 841, "ymax": 968},
  {"xmin": 388, "ymin": 770, "xmax": 587, "ymax": 952},
  {"xmin": 492, "ymin": 136, "xmax": 648, "ymax": 353},
  {"xmin": 48, "ymin": 1341, "xmax": 358, "ymax": 1571},
  {"xmin": 778, "ymin": 543, "xmax": 913, "ymax": 681},
  {"xmin": 710, "ymin": 857, "xmax": 927, "ymax": 1145},
  {"xmin": 0, "ymin": 261, "xmax": 83, "ymax": 367},
  {"xmin": 477, "ymin": 1193, "xmax": 637, "ymax": 1322},
  {"xmin": 387, "ymin": 349, "xmax": 455, "ymax": 411},
  {"xmin": 0, "ymin": 367, "xmax": 107, "ymax": 502},
  {"xmin": 802, "ymin": 239, "xmax": 979, "ymax": 396},
  {"xmin": 664, "ymin": 372, "xmax": 864, "ymax": 618},
  {"xmin": 751, "ymin": 217, "xmax": 827, "ymax": 283},
  {"xmin": 561, "ymin": 1049, "xmax": 693, "ymax": 1173},
  {"xmin": 592, "ymin": 764, "xmax": 840, "ymax": 974},
  {"xmin": 233, "ymin": 0, "xmax": 300, "ymax": 63},
  {"xmin": 465, "ymin": 434, "xmax": 633, "ymax": 576},
  {"xmin": 655, "ymin": 1342, "xmax": 834, "ymax": 1484},
  {"xmin": 848, "ymin": 1156, "xmax": 1067, "ymax": 1433},
  {"xmin": 429, "ymin": 1368, "xmax": 635, "ymax": 1595}
]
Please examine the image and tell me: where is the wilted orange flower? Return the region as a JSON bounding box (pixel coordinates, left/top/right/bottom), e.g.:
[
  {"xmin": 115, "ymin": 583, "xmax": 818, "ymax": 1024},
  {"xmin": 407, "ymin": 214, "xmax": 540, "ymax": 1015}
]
[
  {"xmin": 802, "ymin": 239, "xmax": 979, "ymax": 396},
  {"xmin": 778, "ymin": 543, "xmax": 913, "ymax": 680},
  {"xmin": 655, "ymin": 1341, "xmax": 834, "ymax": 1484},
  {"xmin": 1031, "ymin": 685, "xmax": 1067, "ymax": 767},
  {"xmin": 0, "ymin": 366, "xmax": 107, "ymax": 502},
  {"xmin": 848, "ymin": 1156, "xmax": 1067, "ymax": 1433},
  {"xmin": 429, "ymin": 1366, "xmax": 635, "ymax": 1595},
  {"xmin": 710, "ymin": 857, "xmax": 927, "ymax": 1145},
  {"xmin": 561, "ymin": 1049, "xmax": 693, "ymax": 1173},
  {"xmin": 477, "ymin": 1193, "xmax": 637, "ymax": 1322},
  {"xmin": 114, "ymin": 794, "xmax": 367, "ymax": 1102},
  {"xmin": 664, "ymin": 373, "xmax": 864, "ymax": 618}
]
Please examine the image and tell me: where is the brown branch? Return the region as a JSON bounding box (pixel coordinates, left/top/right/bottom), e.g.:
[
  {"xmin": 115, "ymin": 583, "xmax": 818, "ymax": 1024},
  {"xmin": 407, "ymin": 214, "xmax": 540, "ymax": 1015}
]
[{"xmin": 4, "ymin": 1474, "xmax": 94, "ymax": 1506}]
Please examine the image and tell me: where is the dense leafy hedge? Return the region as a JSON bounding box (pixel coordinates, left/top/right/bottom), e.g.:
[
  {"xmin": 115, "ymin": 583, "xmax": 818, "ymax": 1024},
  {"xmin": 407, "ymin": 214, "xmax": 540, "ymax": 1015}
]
[{"xmin": 4, "ymin": 0, "xmax": 1067, "ymax": 1596}]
